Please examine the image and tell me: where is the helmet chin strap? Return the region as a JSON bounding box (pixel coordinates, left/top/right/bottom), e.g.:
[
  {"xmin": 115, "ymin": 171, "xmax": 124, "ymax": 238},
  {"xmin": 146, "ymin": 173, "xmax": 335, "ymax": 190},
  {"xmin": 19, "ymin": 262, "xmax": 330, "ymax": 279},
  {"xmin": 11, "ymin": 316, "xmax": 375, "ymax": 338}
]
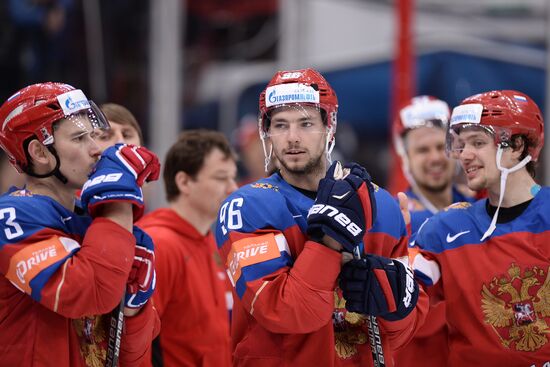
[
  {"xmin": 25, "ymin": 145, "xmax": 68, "ymax": 184},
  {"xmin": 480, "ymin": 145, "xmax": 531, "ymax": 241},
  {"xmin": 260, "ymin": 135, "xmax": 273, "ymax": 173},
  {"xmin": 325, "ymin": 126, "xmax": 335, "ymax": 164}
]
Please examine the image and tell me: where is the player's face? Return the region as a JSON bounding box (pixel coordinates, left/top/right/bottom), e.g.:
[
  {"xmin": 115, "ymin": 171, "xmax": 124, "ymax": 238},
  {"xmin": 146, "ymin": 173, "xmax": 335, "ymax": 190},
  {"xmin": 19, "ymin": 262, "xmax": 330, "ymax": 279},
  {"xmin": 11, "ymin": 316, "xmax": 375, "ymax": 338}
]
[
  {"xmin": 405, "ymin": 127, "xmax": 454, "ymax": 193},
  {"xmin": 53, "ymin": 116, "xmax": 102, "ymax": 188},
  {"xmin": 454, "ymin": 129, "xmax": 499, "ymax": 192},
  {"xmin": 268, "ymin": 105, "xmax": 327, "ymax": 176},
  {"xmin": 96, "ymin": 122, "xmax": 141, "ymax": 151},
  {"xmin": 187, "ymin": 148, "xmax": 238, "ymax": 221}
]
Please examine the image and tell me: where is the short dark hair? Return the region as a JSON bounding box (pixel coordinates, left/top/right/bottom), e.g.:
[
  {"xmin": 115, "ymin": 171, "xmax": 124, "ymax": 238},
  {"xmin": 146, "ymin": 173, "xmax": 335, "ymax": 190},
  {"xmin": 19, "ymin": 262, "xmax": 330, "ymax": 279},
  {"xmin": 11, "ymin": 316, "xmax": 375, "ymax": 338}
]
[
  {"xmin": 511, "ymin": 134, "xmax": 537, "ymax": 178},
  {"xmin": 164, "ymin": 129, "xmax": 236, "ymax": 202}
]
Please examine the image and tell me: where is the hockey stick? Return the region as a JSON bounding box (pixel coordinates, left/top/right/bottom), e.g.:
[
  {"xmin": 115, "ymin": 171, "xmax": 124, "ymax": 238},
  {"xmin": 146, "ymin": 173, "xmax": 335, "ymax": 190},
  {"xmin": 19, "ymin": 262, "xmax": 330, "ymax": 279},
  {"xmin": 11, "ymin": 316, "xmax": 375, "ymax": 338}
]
[
  {"xmin": 335, "ymin": 163, "xmax": 385, "ymax": 367},
  {"xmin": 333, "ymin": 162, "xmax": 386, "ymax": 367},
  {"xmin": 353, "ymin": 246, "xmax": 385, "ymax": 367},
  {"xmin": 105, "ymin": 295, "xmax": 125, "ymax": 367}
]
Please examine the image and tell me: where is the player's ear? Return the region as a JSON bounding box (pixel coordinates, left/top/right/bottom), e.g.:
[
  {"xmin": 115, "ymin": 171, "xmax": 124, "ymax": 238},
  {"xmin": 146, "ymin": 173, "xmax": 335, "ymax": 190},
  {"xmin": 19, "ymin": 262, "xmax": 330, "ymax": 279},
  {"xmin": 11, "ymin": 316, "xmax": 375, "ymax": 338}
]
[
  {"xmin": 27, "ymin": 139, "xmax": 53, "ymax": 168},
  {"xmin": 174, "ymin": 170, "xmax": 192, "ymax": 196}
]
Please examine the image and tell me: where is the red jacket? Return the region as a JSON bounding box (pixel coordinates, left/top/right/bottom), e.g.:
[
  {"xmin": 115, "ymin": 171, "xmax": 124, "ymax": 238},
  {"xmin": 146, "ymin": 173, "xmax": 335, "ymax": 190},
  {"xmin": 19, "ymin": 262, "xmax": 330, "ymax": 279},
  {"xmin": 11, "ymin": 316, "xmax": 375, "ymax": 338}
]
[{"xmin": 138, "ymin": 209, "xmax": 232, "ymax": 367}]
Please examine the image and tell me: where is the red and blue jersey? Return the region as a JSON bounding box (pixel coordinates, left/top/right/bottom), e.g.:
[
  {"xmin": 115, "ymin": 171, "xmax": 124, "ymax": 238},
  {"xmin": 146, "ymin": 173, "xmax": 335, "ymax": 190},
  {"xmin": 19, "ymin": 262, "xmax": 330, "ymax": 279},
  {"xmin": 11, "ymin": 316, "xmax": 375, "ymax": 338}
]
[
  {"xmin": 215, "ymin": 173, "xmax": 428, "ymax": 367},
  {"xmin": 412, "ymin": 187, "xmax": 550, "ymax": 367},
  {"xmin": 395, "ymin": 185, "xmax": 475, "ymax": 367},
  {"xmin": 405, "ymin": 185, "xmax": 474, "ymax": 238},
  {"xmin": 0, "ymin": 188, "xmax": 157, "ymax": 366}
]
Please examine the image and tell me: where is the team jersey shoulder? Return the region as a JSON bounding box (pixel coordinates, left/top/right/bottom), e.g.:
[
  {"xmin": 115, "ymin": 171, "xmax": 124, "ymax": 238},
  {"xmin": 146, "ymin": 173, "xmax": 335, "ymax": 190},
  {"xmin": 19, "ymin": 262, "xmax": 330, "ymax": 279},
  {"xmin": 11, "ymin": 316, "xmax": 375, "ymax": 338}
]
[
  {"xmin": 0, "ymin": 190, "xmax": 89, "ymax": 244},
  {"xmin": 216, "ymin": 177, "xmax": 297, "ymax": 244},
  {"xmin": 414, "ymin": 201, "xmax": 478, "ymax": 253},
  {"xmin": 443, "ymin": 201, "xmax": 473, "ymax": 211},
  {"xmin": 371, "ymin": 184, "xmax": 406, "ymax": 238}
]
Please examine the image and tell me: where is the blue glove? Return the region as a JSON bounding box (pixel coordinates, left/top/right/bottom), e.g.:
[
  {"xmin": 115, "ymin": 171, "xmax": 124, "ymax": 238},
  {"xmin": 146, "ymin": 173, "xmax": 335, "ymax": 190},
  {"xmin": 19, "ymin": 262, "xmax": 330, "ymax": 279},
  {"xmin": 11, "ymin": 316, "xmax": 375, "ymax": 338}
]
[
  {"xmin": 125, "ymin": 226, "xmax": 156, "ymax": 309},
  {"xmin": 80, "ymin": 144, "xmax": 160, "ymax": 220},
  {"xmin": 307, "ymin": 161, "xmax": 377, "ymax": 252},
  {"xmin": 339, "ymin": 254, "xmax": 419, "ymax": 321}
]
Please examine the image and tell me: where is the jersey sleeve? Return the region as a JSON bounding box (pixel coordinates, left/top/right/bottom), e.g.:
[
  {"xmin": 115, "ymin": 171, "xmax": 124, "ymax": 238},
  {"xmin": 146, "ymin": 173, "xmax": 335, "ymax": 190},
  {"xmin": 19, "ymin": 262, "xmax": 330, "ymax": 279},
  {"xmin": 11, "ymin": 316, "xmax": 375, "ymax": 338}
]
[
  {"xmin": 410, "ymin": 215, "xmax": 444, "ymax": 288},
  {"xmin": 0, "ymin": 198, "xmax": 135, "ymax": 318},
  {"xmin": 365, "ymin": 187, "xmax": 430, "ymax": 350},
  {"xmin": 215, "ymin": 188, "xmax": 342, "ymax": 334},
  {"xmin": 364, "ymin": 187, "xmax": 409, "ymax": 259},
  {"xmin": 119, "ymin": 301, "xmax": 161, "ymax": 367}
]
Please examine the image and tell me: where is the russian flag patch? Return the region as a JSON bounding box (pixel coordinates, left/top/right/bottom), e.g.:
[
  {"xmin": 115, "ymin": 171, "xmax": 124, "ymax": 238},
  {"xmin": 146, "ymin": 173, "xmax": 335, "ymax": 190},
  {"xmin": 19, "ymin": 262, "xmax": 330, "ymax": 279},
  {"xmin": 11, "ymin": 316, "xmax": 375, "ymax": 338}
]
[{"xmin": 514, "ymin": 95, "xmax": 527, "ymax": 102}]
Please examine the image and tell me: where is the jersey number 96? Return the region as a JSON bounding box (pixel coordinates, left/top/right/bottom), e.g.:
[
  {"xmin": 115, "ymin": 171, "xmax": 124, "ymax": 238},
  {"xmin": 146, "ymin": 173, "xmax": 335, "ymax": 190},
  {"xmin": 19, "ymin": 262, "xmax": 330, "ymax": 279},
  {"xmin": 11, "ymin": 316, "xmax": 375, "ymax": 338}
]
[{"xmin": 219, "ymin": 198, "xmax": 244, "ymax": 235}]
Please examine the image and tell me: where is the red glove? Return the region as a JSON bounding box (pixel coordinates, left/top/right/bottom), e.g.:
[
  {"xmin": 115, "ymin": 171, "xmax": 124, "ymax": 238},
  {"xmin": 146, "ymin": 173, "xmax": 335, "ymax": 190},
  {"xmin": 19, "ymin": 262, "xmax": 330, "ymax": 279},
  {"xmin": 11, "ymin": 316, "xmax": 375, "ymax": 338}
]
[
  {"xmin": 116, "ymin": 145, "xmax": 160, "ymax": 186},
  {"xmin": 127, "ymin": 226, "xmax": 155, "ymax": 294}
]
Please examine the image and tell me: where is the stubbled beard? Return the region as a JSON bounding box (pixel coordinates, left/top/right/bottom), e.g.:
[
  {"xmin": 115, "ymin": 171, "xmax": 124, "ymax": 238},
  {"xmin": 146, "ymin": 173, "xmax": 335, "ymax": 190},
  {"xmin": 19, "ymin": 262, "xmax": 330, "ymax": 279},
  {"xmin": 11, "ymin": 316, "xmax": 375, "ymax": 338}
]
[{"xmin": 277, "ymin": 151, "xmax": 325, "ymax": 176}]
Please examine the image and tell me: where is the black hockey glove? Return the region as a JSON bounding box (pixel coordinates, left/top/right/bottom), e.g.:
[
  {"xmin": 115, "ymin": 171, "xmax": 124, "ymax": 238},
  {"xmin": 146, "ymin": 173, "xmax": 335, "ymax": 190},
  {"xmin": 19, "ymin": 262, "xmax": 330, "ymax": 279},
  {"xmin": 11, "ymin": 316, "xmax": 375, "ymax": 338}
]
[
  {"xmin": 339, "ymin": 254, "xmax": 419, "ymax": 321},
  {"xmin": 307, "ymin": 161, "xmax": 377, "ymax": 253}
]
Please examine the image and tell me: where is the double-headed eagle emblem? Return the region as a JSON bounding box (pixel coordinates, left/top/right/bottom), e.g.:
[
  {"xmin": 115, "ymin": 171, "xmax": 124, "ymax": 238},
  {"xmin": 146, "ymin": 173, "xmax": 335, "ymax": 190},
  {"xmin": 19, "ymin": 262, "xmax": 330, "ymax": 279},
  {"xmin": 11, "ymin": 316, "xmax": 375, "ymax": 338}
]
[{"xmin": 481, "ymin": 264, "xmax": 550, "ymax": 351}]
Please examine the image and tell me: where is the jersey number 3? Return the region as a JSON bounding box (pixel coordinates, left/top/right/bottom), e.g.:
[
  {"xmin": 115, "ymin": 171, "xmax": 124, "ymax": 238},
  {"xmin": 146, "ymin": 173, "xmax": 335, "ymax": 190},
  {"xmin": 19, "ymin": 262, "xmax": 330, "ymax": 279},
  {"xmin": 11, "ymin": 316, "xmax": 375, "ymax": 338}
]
[
  {"xmin": 0, "ymin": 207, "xmax": 24, "ymax": 239},
  {"xmin": 219, "ymin": 198, "xmax": 244, "ymax": 235}
]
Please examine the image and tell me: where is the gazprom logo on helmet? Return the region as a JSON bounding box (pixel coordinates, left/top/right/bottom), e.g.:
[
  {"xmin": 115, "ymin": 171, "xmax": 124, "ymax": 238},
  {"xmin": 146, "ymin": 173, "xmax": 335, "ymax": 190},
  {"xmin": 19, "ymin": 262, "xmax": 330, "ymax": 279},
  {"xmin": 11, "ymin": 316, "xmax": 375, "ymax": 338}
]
[
  {"xmin": 265, "ymin": 83, "xmax": 320, "ymax": 108},
  {"xmin": 57, "ymin": 89, "xmax": 91, "ymax": 116},
  {"xmin": 400, "ymin": 100, "xmax": 449, "ymax": 129},
  {"xmin": 450, "ymin": 104, "xmax": 483, "ymax": 126}
]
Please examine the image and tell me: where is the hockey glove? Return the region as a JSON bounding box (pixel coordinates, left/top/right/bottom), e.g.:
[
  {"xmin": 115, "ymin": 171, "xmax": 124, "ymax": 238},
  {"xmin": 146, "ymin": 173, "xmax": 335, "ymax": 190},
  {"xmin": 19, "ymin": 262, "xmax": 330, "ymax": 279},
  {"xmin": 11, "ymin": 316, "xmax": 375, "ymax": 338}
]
[
  {"xmin": 125, "ymin": 226, "xmax": 156, "ymax": 309},
  {"xmin": 80, "ymin": 144, "xmax": 160, "ymax": 220},
  {"xmin": 307, "ymin": 161, "xmax": 376, "ymax": 252},
  {"xmin": 339, "ymin": 254, "xmax": 419, "ymax": 321},
  {"xmin": 125, "ymin": 272, "xmax": 156, "ymax": 309},
  {"xmin": 343, "ymin": 162, "xmax": 377, "ymax": 230},
  {"xmin": 127, "ymin": 226, "xmax": 155, "ymax": 294}
]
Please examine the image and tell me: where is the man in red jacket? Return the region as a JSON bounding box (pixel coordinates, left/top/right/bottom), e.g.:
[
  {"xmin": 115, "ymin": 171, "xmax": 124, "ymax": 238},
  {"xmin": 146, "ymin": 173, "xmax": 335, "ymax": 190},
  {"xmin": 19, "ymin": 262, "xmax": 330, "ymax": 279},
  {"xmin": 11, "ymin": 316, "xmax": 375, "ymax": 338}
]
[{"xmin": 138, "ymin": 130, "xmax": 237, "ymax": 367}]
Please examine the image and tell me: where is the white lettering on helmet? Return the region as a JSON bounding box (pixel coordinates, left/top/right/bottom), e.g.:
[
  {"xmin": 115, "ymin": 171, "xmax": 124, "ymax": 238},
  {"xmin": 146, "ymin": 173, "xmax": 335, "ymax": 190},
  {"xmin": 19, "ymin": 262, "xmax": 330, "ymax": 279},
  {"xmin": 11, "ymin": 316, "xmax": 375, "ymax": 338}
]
[
  {"xmin": 281, "ymin": 72, "xmax": 302, "ymax": 79},
  {"xmin": 57, "ymin": 89, "xmax": 91, "ymax": 116}
]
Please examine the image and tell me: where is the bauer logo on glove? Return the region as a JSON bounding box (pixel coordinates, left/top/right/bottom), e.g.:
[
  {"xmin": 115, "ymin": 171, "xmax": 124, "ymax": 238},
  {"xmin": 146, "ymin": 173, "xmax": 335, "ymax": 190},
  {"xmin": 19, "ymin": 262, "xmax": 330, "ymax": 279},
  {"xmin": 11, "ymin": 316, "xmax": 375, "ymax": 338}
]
[
  {"xmin": 80, "ymin": 144, "xmax": 160, "ymax": 220},
  {"xmin": 339, "ymin": 254, "xmax": 419, "ymax": 321},
  {"xmin": 307, "ymin": 161, "xmax": 377, "ymax": 252},
  {"xmin": 308, "ymin": 204, "xmax": 362, "ymax": 237}
]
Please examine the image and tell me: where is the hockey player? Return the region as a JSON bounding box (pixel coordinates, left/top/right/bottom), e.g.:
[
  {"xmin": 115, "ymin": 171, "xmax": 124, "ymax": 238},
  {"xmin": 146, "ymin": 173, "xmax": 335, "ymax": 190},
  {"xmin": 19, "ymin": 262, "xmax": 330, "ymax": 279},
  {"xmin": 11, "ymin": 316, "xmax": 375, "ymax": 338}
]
[
  {"xmin": 412, "ymin": 90, "xmax": 550, "ymax": 366},
  {"xmin": 393, "ymin": 96, "xmax": 474, "ymax": 367},
  {"xmin": 0, "ymin": 83, "xmax": 160, "ymax": 366},
  {"xmin": 215, "ymin": 68, "xmax": 427, "ymax": 366},
  {"xmin": 393, "ymin": 95, "xmax": 474, "ymax": 234}
]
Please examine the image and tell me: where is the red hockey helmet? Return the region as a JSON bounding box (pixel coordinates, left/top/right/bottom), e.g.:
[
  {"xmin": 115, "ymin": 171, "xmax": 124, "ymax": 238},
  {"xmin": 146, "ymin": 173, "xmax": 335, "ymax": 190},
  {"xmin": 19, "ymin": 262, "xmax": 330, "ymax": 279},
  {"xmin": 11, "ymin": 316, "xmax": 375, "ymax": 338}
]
[
  {"xmin": 0, "ymin": 82, "xmax": 109, "ymax": 173},
  {"xmin": 394, "ymin": 95, "xmax": 450, "ymax": 138},
  {"xmin": 258, "ymin": 68, "xmax": 338, "ymax": 139},
  {"xmin": 448, "ymin": 90, "xmax": 544, "ymax": 161}
]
